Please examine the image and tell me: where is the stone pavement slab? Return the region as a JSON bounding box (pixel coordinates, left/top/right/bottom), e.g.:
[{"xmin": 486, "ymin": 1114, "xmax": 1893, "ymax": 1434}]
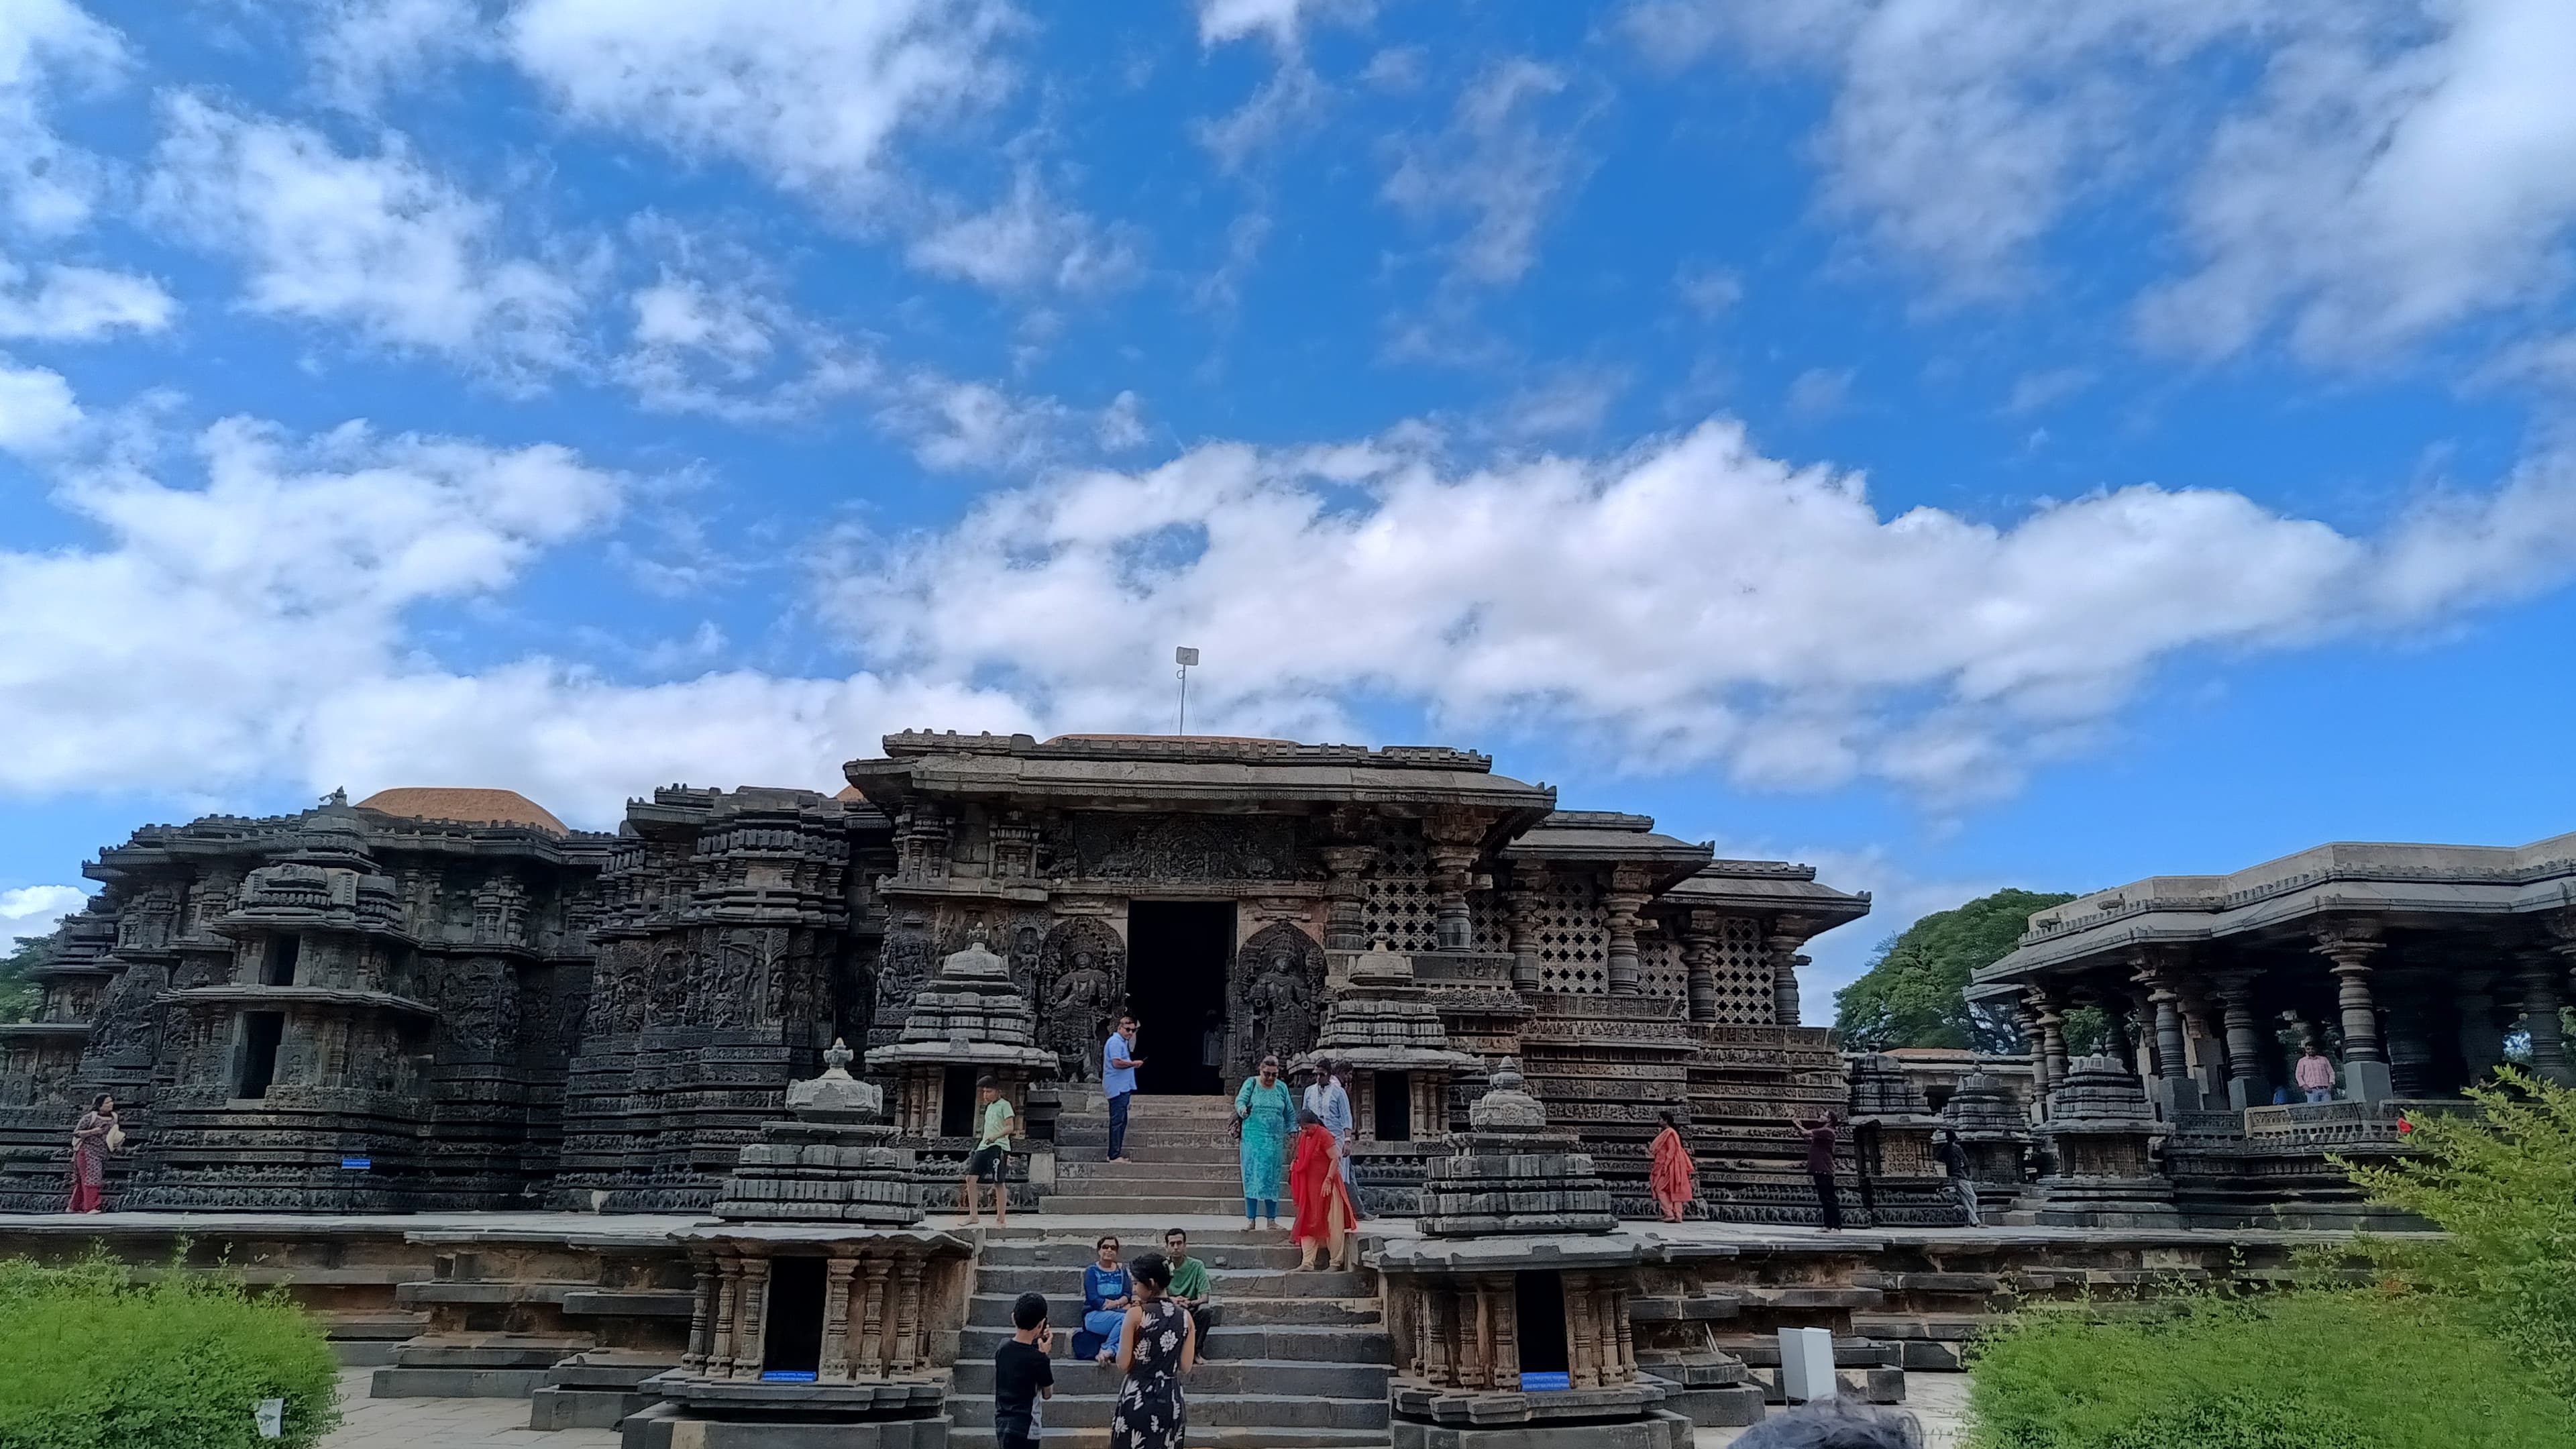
[{"xmin": 319, "ymin": 1368, "xmax": 619, "ymax": 1449}]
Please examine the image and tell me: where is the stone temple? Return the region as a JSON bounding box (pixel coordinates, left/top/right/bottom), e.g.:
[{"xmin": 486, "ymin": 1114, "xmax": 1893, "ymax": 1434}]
[
  {"xmin": 1, "ymin": 733, "xmax": 2501, "ymax": 1444},
  {"xmin": 0, "ymin": 732, "xmax": 1884, "ymax": 1222}
]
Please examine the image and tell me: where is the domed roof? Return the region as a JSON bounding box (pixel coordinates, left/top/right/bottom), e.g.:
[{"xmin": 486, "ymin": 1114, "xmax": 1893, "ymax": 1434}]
[
  {"xmin": 835, "ymin": 785, "xmax": 865, "ymax": 802},
  {"xmin": 355, "ymin": 787, "xmax": 568, "ymax": 835}
]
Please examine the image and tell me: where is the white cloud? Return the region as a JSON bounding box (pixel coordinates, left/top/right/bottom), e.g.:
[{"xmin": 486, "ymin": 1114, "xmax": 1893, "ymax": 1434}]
[
  {"xmin": 1630, "ymin": 2, "xmax": 2576, "ymax": 365},
  {"xmin": 1676, "ymin": 264, "xmax": 1743, "ymax": 318},
  {"xmin": 612, "ymin": 270, "xmax": 878, "ymax": 422},
  {"xmin": 0, "ymin": 415, "xmax": 624, "ymax": 796},
  {"xmin": 875, "ymin": 374, "xmax": 1141, "ymax": 474},
  {"xmin": 504, "ymin": 0, "xmax": 1018, "ymax": 214},
  {"xmin": 0, "ymin": 405, "xmax": 1040, "ymax": 823},
  {"xmin": 1784, "ymin": 366, "xmax": 1854, "ymax": 421},
  {"xmin": 1700, "ymin": 840, "xmax": 1999, "ymax": 1026},
  {"xmin": 310, "ymin": 0, "xmax": 490, "ymax": 111},
  {"xmin": 1, "ymin": 883, "xmax": 85, "ymax": 949},
  {"xmin": 0, "ymin": 354, "xmax": 80, "ymax": 453},
  {"xmin": 1382, "ymin": 60, "xmax": 1591, "ymax": 287},
  {"xmin": 148, "ymin": 95, "xmax": 582, "ymax": 377},
  {"xmin": 0, "ymin": 257, "xmax": 174, "ymax": 339},
  {"xmin": 905, "ymin": 170, "xmax": 1138, "ymax": 295},
  {"xmin": 2002, "ymin": 366, "xmax": 2094, "ymax": 416},
  {"xmin": 0, "ymin": 0, "xmax": 123, "ymax": 236},
  {"xmin": 2138, "ymin": 0, "xmax": 2576, "ymax": 361},
  {"xmin": 1499, "ymin": 368, "xmax": 1625, "ymax": 439},
  {"xmin": 818, "ymin": 417, "xmax": 2576, "ymax": 800}
]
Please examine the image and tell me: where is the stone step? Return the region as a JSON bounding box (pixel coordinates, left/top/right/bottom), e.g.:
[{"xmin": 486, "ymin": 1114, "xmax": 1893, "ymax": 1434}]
[
  {"xmin": 968, "ymin": 1293, "xmax": 1380, "ymax": 1328},
  {"xmin": 947, "ymin": 1428, "xmax": 1387, "ymax": 1449},
  {"xmin": 1040, "ymin": 1194, "xmax": 1252, "ymax": 1216},
  {"xmin": 953, "ymin": 1356, "xmax": 1387, "ymax": 1399},
  {"xmin": 977, "ymin": 1240, "xmax": 1311, "ymax": 1270},
  {"xmin": 972, "ymin": 1267, "xmax": 1370, "ymax": 1300},
  {"xmin": 368, "ymin": 1366, "xmax": 551, "ymax": 1399},
  {"xmin": 1055, "ymin": 1141, "xmax": 1248, "ymax": 1163},
  {"xmin": 1056, "ymin": 1160, "xmax": 1245, "ymax": 1185},
  {"xmin": 959, "ymin": 1323, "xmax": 1393, "ymax": 1364},
  {"xmin": 949, "ymin": 1389, "xmax": 1391, "ymax": 1431},
  {"xmin": 525, "ymin": 1385, "xmax": 661, "ymax": 1430}
]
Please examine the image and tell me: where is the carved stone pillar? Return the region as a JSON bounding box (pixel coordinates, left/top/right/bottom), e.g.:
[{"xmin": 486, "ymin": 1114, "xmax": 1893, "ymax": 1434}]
[
  {"xmin": 1609, "ymin": 1284, "xmax": 1634, "ymax": 1383},
  {"xmin": 1603, "ymin": 871, "xmax": 1648, "ymax": 997},
  {"xmin": 1566, "ymin": 1275, "xmax": 1601, "ymax": 1390},
  {"xmin": 819, "ymin": 1255, "xmax": 859, "ymax": 1380},
  {"xmin": 735, "ymin": 1257, "xmax": 773, "ymax": 1378},
  {"xmin": 1682, "ymin": 911, "xmax": 1719, "ymax": 1024},
  {"xmin": 1766, "ymin": 926, "xmax": 1808, "ymax": 1027},
  {"xmin": 2312, "ymin": 926, "xmax": 2392, "ymax": 1102},
  {"xmin": 2024, "ymin": 986, "xmax": 2070, "ymax": 1119},
  {"xmin": 1505, "ymin": 869, "xmax": 1546, "ymax": 994},
  {"xmin": 892, "ymin": 1252, "xmax": 926, "ymax": 1371},
  {"xmin": 682, "ymin": 1257, "xmax": 714, "ymax": 1372},
  {"xmin": 2516, "ymin": 953, "xmax": 2575, "ymax": 1088},
  {"xmin": 1484, "ymin": 1273, "xmax": 1519, "ymax": 1385},
  {"xmin": 2133, "ymin": 955, "xmax": 2198, "ymax": 1114},
  {"xmin": 1319, "ymin": 845, "xmax": 1375, "ymax": 953},
  {"xmin": 2208, "ymin": 970, "xmax": 2269, "ymax": 1110},
  {"xmin": 857, "ymin": 1258, "xmax": 891, "ymax": 1376},
  {"xmin": 1427, "ymin": 844, "xmax": 1479, "ymax": 952},
  {"xmin": 708, "ymin": 1255, "xmax": 744, "ymax": 1375},
  {"xmin": 2455, "ymin": 970, "xmax": 2504, "ymax": 1085},
  {"xmin": 2380, "ymin": 978, "xmax": 2435, "ymax": 1097}
]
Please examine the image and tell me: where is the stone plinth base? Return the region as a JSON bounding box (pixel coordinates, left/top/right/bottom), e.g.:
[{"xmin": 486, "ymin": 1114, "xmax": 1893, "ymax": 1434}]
[
  {"xmin": 619, "ymin": 1402, "xmax": 948, "ymax": 1449},
  {"xmin": 529, "ymin": 1349, "xmax": 680, "ymax": 1430},
  {"xmin": 2029, "ymin": 1173, "xmax": 2182, "ymax": 1229},
  {"xmin": 1392, "ymin": 1409, "xmax": 1695, "ymax": 1449}
]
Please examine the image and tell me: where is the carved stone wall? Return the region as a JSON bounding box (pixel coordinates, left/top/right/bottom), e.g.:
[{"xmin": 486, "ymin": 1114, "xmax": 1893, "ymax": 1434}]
[{"xmin": 1036, "ymin": 916, "xmax": 1126, "ymax": 1081}]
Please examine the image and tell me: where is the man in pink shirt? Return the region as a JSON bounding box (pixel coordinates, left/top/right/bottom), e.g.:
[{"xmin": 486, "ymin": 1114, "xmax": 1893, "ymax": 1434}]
[{"xmin": 2294, "ymin": 1042, "xmax": 2337, "ymax": 1103}]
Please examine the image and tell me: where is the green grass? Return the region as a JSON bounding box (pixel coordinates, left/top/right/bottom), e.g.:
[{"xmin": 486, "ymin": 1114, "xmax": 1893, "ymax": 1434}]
[
  {"xmin": 1963, "ymin": 1287, "xmax": 2575, "ymax": 1449},
  {"xmin": 0, "ymin": 1252, "xmax": 341, "ymax": 1449}
]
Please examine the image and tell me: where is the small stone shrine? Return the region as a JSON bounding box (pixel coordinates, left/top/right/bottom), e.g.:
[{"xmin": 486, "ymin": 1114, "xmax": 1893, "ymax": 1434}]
[
  {"xmin": 2028, "ymin": 1055, "xmax": 2178, "ymax": 1228},
  {"xmin": 1844, "ymin": 1053, "xmax": 1971, "ymax": 1226},
  {"xmin": 626, "ymin": 1049, "xmax": 971, "ymax": 1449},
  {"xmin": 1378, "ymin": 1061, "xmax": 1692, "ymax": 1449},
  {"xmin": 711, "ymin": 1040, "xmax": 922, "ymax": 1226},
  {"xmin": 864, "ymin": 931, "xmax": 1057, "ymax": 1214},
  {"xmin": 1297, "ymin": 938, "xmax": 1481, "ymax": 1212},
  {"xmin": 1939, "ymin": 1069, "xmax": 2031, "ymax": 1216}
]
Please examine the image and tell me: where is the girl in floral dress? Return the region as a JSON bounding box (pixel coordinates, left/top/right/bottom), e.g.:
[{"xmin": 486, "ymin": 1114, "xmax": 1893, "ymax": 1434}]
[{"xmin": 1110, "ymin": 1250, "xmax": 1194, "ymax": 1449}]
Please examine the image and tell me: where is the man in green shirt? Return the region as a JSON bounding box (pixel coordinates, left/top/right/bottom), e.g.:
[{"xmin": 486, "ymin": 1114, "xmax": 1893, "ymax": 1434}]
[
  {"xmin": 964, "ymin": 1077, "xmax": 1016, "ymax": 1228},
  {"xmin": 1163, "ymin": 1227, "xmax": 1220, "ymax": 1358}
]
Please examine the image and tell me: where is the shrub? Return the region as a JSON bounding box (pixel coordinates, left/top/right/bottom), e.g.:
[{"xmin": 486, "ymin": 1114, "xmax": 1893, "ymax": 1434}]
[
  {"xmin": 0, "ymin": 1253, "xmax": 341, "ymax": 1449},
  {"xmin": 1964, "ymin": 1287, "xmax": 2574, "ymax": 1449},
  {"xmin": 2341, "ymin": 1067, "xmax": 2576, "ymax": 1397}
]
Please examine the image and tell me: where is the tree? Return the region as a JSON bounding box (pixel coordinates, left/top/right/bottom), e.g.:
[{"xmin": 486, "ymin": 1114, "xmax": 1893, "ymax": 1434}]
[
  {"xmin": 0, "ymin": 932, "xmax": 56, "ymax": 1024},
  {"xmin": 1832, "ymin": 888, "xmax": 2077, "ymax": 1053}
]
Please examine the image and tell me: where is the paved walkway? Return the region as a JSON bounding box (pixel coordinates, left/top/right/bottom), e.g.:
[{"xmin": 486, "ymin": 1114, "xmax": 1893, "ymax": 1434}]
[{"xmin": 318, "ymin": 1369, "xmax": 616, "ymax": 1449}]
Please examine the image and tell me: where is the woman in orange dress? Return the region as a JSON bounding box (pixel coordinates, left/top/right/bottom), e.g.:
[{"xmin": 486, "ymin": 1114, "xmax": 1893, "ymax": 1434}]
[
  {"xmin": 1287, "ymin": 1109, "xmax": 1354, "ymax": 1271},
  {"xmin": 1649, "ymin": 1109, "xmax": 1696, "ymax": 1223}
]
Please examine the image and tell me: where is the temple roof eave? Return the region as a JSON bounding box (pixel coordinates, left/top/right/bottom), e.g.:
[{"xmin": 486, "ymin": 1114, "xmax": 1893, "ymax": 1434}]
[{"xmin": 1652, "ymin": 861, "xmax": 1872, "ymax": 929}]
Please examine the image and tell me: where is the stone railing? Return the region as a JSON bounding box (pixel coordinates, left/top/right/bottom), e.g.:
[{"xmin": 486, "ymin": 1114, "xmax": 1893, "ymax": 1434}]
[{"xmin": 2237, "ymin": 1097, "xmax": 2470, "ymax": 1149}]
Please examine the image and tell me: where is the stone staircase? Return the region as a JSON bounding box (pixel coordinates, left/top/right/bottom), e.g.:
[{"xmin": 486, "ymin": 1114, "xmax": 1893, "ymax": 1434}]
[
  {"xmin": 949, "ymin": 1094, "xmax": 1391, "ymax": 1448},
  {"xmin": 1046, "ymin": 1091, "xmax": 1260, "ymax": 1218}
]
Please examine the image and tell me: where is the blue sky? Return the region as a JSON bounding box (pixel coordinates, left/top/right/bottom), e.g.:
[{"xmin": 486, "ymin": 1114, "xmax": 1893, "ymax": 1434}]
[{"xmin": 6, "ymin": 0, "xmax": 2576, "ymax": 1014}]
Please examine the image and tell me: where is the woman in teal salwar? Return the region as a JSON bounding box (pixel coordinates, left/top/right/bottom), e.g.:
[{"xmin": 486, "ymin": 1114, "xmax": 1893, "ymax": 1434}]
[{"xmin": 1232, "ymin": 1054, "xmax": 1295, "ymax": 1230}]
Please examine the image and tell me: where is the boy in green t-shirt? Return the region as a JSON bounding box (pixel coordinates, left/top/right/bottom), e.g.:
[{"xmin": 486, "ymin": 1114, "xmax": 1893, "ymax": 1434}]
[{"xmin": 964, "ymin": 1077, "xmax": 1016, "ymax": 1228}]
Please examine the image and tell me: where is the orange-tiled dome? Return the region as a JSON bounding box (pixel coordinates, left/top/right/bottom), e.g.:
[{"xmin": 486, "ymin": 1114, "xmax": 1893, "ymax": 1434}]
[{"xmin": 355, "ymin": 787, "xmax": 568, "ymax": 835}]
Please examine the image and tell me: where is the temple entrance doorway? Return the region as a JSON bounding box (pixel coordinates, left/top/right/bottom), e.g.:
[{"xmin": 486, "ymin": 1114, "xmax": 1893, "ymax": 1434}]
[{"xmin": 1124, "ymin": 900, "xmax": 1233, "ymax": 1094}]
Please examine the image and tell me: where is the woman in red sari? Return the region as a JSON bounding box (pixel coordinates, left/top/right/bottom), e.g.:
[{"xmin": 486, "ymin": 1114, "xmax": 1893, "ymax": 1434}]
[
  {"xmin": 67, "ymin": 1094, "xmax": 118, "ymax": 1213},
  {"xmin": 1287, "ymin": 1109, "xmax": 1353, "ymax": 1271},
  {"xmin": 1649, "ymin": 1109, "xmax": 1696, "ymax": 1223}
]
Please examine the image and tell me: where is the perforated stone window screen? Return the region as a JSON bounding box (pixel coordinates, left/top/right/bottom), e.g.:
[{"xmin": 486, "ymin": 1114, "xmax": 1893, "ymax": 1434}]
[
  {"xmin": 1711, "ymin": 914, "xmax": 1774, "ymax": 1024},
  {"xmin": 1640, "ymin": 934, "xmax": 1686, "ymax": 1000},
  {"xmin": 1466, "ymin": 891, "xmax": 1508, "ymax": 953},
  {"xmin": 1362, "ymin": 823, "xmax": 1439, "ymax": 953},
  {"xmin": 1534, "ymin": 874, "xmax": 1607, "ymax": 994}
]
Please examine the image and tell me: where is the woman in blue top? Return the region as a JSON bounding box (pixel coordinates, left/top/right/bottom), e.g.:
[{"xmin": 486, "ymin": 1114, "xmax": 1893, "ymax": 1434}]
[
  {"xmin": 1232, "ymin": 1054, "xmax": 1296, "ymax": 1229},
  {"xmin": 1082, "ymin": 1233, "xmax": 1132, "ymax": 1363}
]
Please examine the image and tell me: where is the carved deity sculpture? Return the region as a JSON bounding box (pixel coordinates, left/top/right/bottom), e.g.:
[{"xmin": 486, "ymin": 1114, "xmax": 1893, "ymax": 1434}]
[
  {"xmin": 1232, "ymin": 920, "xmax": 1324, "ymax": 1077},
  {"xmin": 1038, "ymin": 916, "xmax": 1127, "ymax": 1081}
]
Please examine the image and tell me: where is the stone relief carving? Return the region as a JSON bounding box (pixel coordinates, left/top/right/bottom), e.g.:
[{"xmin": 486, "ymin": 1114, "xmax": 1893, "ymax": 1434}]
[
  {"xmin": 1038, "ymin": 916, "xmax": 1128, "ymax": 1080},
  {"xmin": 1042, "ymin": 813, "xmax": 1315, "ymax": 881},
  {"xmin": 1232, "ymin": 920, "xmax": 1325, "ymax": 1079}
]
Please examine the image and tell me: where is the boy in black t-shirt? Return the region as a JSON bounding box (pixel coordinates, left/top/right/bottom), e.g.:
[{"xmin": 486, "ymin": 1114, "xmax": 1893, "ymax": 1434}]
[{"xmin": 994, "ymin": 1290, "xmax": 1055, "ymax": 1448}]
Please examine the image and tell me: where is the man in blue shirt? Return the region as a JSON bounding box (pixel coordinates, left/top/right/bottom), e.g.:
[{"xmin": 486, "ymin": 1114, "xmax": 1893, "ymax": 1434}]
[{"xmin": 1102, "ymin": 1014, "xmax": 1142, "ymax": 1163}]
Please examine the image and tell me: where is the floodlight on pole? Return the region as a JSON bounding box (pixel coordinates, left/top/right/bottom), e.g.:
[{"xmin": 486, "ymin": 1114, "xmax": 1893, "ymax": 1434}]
[{"xmin": 1174, "ymin": 647, "xmax": 1199, "ymax": 735}]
